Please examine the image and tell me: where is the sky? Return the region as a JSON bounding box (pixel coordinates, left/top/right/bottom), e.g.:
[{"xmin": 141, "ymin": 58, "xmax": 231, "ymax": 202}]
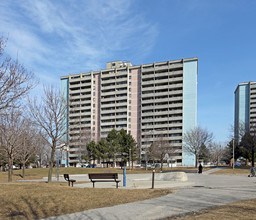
[{"xmin": 1, "ymin": 0, "xmax": 256, "ymax": 144}]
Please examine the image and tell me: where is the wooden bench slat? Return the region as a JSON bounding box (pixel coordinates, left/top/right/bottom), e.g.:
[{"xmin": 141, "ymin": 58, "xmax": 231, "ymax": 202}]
[{"xmin": 88, "ymin": 173, "xmax": 120, "ymax": 188}]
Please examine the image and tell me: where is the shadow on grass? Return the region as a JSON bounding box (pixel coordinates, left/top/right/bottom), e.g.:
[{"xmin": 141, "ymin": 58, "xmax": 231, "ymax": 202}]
[{"xmin": 4, "ymin": 195, "xmax": 59, "ymax": 219}]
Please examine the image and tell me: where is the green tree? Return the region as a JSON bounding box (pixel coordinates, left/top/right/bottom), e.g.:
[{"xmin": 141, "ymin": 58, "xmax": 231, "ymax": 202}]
[
  {"xmin": 222, "ymin": 139, "xmax": 242, "ymax": 164},
  {"xmin": 97, "ymin": 138, "xmax": 109, "ymax": 167},
  {"xmin": 198, "ymin": 143, "xmax": 211, "ymax": 163},
  {"xmin": 240, "ymin": 132, "xmax": 256, "ymax": 167},
  {"xmin": 106, "ymin": 129, "xmax": 120, "ymax": 168},
  {"xmin": 119, "ymin": 129, "xmax": 137, "ymax": 169},
  {"xmin": 86, "ymin": 141, "xmax": 99, "ymax": 166}
]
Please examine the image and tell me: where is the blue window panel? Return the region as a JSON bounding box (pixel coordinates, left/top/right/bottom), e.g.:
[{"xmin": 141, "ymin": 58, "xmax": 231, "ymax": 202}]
[
  {"xmin": 61, "ymin": 78, "xmax": 69, "ymax": 142},
  {"xmin": 182, "ymin": 60, "xmax": 197, "ymax": 166}
]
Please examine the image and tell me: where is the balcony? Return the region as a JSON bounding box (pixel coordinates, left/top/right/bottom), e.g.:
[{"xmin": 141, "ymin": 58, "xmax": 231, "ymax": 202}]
[
  {"xmin": 168, "ymin": 75, "xmax": 183, "ymax": 82},
  {"xmin": 100, "ymin": 102, "xmax": 116, "ymax": 108},
  {"xmin": 101, "ymin": 90, "xmax": 116, "ymax": 96},
  {"xmin": 141, "ymin": 80, "xmax": 154, "ymax": 86},
  {"xmin": 141, "ymin": 86, "xmax": 154, "ymax": 92},
  {"xmin": 80, "ymin": 88, "xmax": 91, "ymax": 93},
  {"xmin": 115, "ymin": 84, "xmax": 127, "ymax": 89},
  {"xmin": 69, "ymin": 83, "xmax": 81, "ymax": 88}
]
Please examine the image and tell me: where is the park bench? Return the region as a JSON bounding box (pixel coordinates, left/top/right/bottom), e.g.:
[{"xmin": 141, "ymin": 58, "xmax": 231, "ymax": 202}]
[
  {"xmin": 64, "ymin": 174, "xmax": 76, "ymax": 187},
  {"xmin": 88, "ymin": 173, "xmax": 121, "ymax": 188}
]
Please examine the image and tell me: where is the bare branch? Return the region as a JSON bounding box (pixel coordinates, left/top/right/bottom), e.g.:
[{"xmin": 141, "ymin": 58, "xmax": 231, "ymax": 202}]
[{"xmin": 0, "ymin": 37, "xmax": 37, "ymax": 111}]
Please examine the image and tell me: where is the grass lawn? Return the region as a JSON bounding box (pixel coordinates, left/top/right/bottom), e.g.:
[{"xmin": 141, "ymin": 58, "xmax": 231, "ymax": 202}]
[
  {"xmin": 170, "ymin": 198, "xmax": 256, "ymax": 220},
  {"xmin": 210, "ymin": 167, "xmax": 251, "ymax": 175},
  {"xmin": 0, "ymin": 167, "xmax": 208, "ymax": 182},
  {"xmin": 0, "ymin": 182, "xmax": 173, "ymax": 220}
]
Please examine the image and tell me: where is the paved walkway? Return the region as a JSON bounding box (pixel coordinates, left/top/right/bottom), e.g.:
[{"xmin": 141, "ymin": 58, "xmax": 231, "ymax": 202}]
[{"xmin": 43, "ymin": 169, "xmax": 256, "ymax": 220}]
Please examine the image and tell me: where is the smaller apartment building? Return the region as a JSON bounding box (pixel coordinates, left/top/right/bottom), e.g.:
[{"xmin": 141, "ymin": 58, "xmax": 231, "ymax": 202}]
[{"xmin": 61, "ymin": 58, "xmax": 198, "ymax": 167}]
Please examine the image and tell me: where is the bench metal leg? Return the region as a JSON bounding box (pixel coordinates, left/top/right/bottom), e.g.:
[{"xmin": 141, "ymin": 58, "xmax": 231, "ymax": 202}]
[
  {"xmin": 93, "ymin": 182, "xmax": 95, "ymax": 188},
  {"xmin": 68, "ymin": 181, "xmax": 70, "ymax": 186},
  {"xmin": 116, "ymin": 182, "xmax": 118, "ymax": 188},
  {"xmin": 71, "ymin": 181, "xmax": 74, "ymax": 187}
]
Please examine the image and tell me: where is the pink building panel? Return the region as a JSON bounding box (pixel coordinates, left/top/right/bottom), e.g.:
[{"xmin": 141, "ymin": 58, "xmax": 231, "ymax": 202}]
[
  {"xmin": 130, "ymin": 68, "xmax": 140, "ymax": 144},
  {"xmin": 94, "ymin": 74, "xmax": 101, "ymax": 142}
]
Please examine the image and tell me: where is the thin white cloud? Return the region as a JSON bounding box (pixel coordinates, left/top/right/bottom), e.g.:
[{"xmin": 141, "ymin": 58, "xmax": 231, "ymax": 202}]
[{"xmin": 0, "ymin": 0, "xmax": 158, "ymax": 85}]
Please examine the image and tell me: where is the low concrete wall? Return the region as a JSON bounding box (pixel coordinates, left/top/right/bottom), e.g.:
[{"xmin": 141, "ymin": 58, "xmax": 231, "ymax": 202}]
[
  {"xmin": 134, "ymin": 172, "xmax": 188, "ymax": 182},
  {"xmin": 155, "ymin": 172, "xmax": 188, "ymax": 182}
]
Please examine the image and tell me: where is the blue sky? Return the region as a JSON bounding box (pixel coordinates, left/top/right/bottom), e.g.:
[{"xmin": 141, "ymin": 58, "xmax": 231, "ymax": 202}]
[{"xmin": 1, "ymin": 0, "xmax": 256, "ymax": 143}]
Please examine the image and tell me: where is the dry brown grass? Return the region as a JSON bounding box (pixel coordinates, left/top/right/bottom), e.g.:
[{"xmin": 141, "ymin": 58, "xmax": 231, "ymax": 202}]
[
  {"xmin": 0, "ymin": 182, "xmax": 173, "ymax": 220},
  {"xmin": 171, "ymin": 198, "xmax": 256, "ymax": 219},
  {"xmin": 210, "ymin": 167, "xmax": 251, "ymax": 175},
  {"xmin": 0, "ymin": 167, "xmax": 212, "ymax": 182}
]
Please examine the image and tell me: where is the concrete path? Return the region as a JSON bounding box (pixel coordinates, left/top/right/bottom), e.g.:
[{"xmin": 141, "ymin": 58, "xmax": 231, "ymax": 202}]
[{"xmin": 43, "ymin": 169, "xmax": 256, "ymax": 220}]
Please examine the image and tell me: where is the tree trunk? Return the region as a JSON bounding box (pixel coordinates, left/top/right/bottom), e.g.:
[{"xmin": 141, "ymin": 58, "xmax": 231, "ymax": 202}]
[
  {"xmin": 39, "ymin": 154, "xmax": 42, "ymax": 168},
  {"xmin": 48, "ymin": 142, "xmax": 56, "ymax": 183},
  {"xmin": 160, "ymin": 158, "xmax": 163, "ymax": 172},
  {"xmin": 195, "ymin": 151, "xmax": 198, "ymax": 168},
  {"xmin": 8, "ymin": 157, "xmax": 13, "ymax": 182},
  {"xmin": 22, "ymin": 161, "xmax": 25, "ymax": 179}
]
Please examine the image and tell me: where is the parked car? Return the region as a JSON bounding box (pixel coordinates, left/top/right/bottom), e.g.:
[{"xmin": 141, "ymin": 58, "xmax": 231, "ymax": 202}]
[
  {"xmin": 155, "ymin": 164, "xmax": 160, "ymax": 168},
  {"xmin": 81, "ymin": 163, "xmax": 89, "ymax": 168},
  {"xmin": 135, "ymin": 164, "xmax": 141, "ymax": 168}
]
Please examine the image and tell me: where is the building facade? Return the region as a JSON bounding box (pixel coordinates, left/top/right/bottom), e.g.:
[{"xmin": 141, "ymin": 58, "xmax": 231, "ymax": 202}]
[
  {"xmin": 61, "ymin": 58, "xmax": 198, "ymax": 167},
  {"xmin": 234, "ymin": 81, "xmax": 256, "ymax": 140}
]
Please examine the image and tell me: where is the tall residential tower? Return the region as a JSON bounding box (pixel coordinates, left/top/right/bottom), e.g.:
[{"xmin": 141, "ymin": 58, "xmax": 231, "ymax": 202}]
[
  {"xmin": 234, "ymin": 81, "xmax": 256, "ymax": 140},
  {"xmin": 61, "ymin": 58, "xmax": 198, "ymax": 167}
]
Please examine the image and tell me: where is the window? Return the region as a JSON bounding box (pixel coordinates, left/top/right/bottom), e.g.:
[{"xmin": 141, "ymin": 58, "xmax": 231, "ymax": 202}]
[
  {"xmin": 129, "ymin": 100, "xmax": 131, "ymax": 104},
  {"xmin": 129, "ymin": 76, "xmax": 132, "ymax": 79}
]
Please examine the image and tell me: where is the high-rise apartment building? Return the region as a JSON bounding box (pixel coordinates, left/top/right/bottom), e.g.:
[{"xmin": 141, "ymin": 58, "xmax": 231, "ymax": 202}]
[
  {"xmin": 234, "ymin": 81, "xmax": 256, "ymax": 140},
  {"xmin": 61, "ymin": 58, "xmax": 198, "ymax": 167}
]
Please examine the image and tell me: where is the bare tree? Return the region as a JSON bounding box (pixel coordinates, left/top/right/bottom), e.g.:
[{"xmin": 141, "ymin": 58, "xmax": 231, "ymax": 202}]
[
  {"xmin": 16, "ymin": 120, "xmax": 38, "ymax": 178},
  {"xmin": 209, "ymin": 142, "xmax": 225, "ymax": 167},
  {"xmin": 70, "ymin": 126, "xmax": 91, "ymax": 165},
  {"xmin": 34, "ymin": 131, "xmax": 50, "ymax": 168},
  {"xmin": 183, "ymin": 126, "xmax": 213, "ymax": 168},
  {"xmin": 28, "ymin": 86, "xmax": 67, "ymax": 182},
  {"xmin": 0, "ymin": 37, "xmax": 36, "ymax": 111},
  {"xmin": 0, "ymin": 109, "xmax": 25, "ymax": 182},
  {"xmin": 149, "ymin": 134, "xmax": 176, "ymax": 171}
]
